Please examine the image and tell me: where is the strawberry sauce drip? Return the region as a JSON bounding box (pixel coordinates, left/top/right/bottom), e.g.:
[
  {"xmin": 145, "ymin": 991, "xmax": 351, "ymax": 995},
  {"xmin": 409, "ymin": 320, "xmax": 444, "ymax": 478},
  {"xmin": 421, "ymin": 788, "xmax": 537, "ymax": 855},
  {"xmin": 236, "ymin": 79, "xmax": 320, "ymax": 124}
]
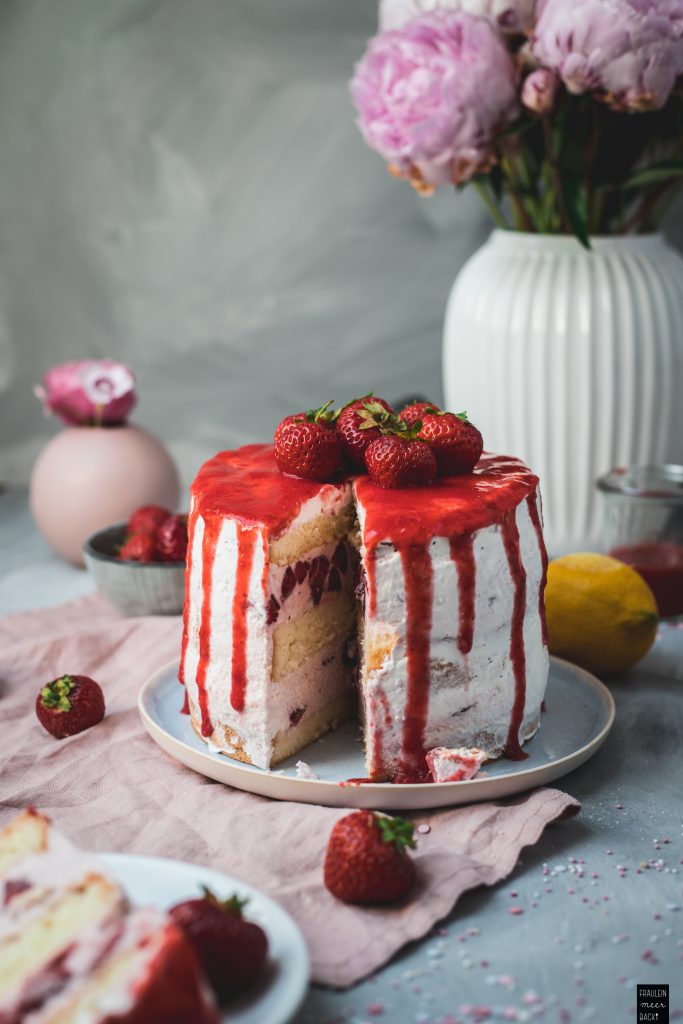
[
  {"xmin": 526, "ymin": 491, "xmax": 548, "ymax": 645},
  {"xmin": 178, "ymin": 507, "xmax": 197, "ymax": 686},
  {"xmin": 230, "ymin": 524, "xmax": 258, "ymax": 712},
  {"xmin": 395, "ymin": 543, "xmax": 434, "ymax": 784},
  {"xmin": 195, "ymin": 518, "xmax": 221, "ymax": 737},
  {"xmin": 449, "ymin": 534, "xmax": 476, "ymax": 656},
  {"xmin": 500, "ymin": 512, "xmax": 529, "ymax": 761},
  {"xmin": 365, "ymin": 546, "xmax": 377, "ymax": 618}
]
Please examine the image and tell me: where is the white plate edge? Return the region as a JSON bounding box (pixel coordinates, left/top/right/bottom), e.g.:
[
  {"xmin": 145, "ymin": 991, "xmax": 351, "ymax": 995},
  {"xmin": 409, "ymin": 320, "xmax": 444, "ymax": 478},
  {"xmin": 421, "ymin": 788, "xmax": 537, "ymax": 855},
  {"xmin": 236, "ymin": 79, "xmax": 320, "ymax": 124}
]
[
  {"xmin": 137, "ymin": 657, "xmax": 615, "ymax": 801},
  {"xmin": 100, "ymin": 851, "xmax": 311, "ymax": 1024}
]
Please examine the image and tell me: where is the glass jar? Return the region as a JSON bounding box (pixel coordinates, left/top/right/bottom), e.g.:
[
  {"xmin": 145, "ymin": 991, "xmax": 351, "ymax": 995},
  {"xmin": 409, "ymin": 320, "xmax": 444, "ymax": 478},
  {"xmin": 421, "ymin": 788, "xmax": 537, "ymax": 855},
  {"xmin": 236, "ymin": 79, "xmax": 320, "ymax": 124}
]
[{"xmin": 597, "ymin": 464, "xmax": 683, "ymax": 618}]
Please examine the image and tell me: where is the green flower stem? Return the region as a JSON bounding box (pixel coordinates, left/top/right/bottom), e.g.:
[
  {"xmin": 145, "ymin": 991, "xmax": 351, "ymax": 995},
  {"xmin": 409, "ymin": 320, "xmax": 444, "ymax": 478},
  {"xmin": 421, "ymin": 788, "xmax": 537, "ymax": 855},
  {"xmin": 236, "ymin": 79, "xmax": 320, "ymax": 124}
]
[
  {"xmin": 472, "ymin": 179, "xmax": 509, "ymax": 230},
  {"xmin": 499, "ymin": 150, "xmax": 535, "ymax": 233},
  {"xmin": 542, "ymin": 118, "xmax": 571, "ymax": 235}
]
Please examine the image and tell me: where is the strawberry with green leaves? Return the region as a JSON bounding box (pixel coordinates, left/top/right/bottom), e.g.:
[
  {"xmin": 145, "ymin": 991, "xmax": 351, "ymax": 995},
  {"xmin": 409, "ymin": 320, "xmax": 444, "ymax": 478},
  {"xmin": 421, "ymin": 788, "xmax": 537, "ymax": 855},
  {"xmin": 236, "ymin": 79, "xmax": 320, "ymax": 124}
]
[
  {"xmin": 418, "ymin": 410, "xmax": 484, "ymax": 475},
  {"xmin": 364, "ymin": 427, "xmax": 437, "ymax": 489},
  {"xmin": 36, "ymin": 674, "xmax": 105, "ymax": 739},
  {"xmin": 324, "ymin": 811, "xmax": 417, "ymax": 905},
  {"xmin": 398, "ymin": 400, "xmax": 441, "ymax": 428},
  {"xmin": 274, "ymin": 401, "xmax": 342, "ymax": 482},
  {"xmin": 336, "ymin": 396, "xmax": 396, "ymax": 467},
  {"xmin": 170, "ymin": 888, "xmax": 268, "ymax": 1001}
]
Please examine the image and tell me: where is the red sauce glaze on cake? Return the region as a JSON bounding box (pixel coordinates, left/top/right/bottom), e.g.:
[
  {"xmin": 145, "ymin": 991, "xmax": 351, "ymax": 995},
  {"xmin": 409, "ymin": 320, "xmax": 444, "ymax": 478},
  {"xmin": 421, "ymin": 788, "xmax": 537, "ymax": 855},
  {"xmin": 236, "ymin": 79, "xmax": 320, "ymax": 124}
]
[
  {"xmin": 500, "ymin": 511, "xmax": 529, "ymax": 761},
  {"xmin": 178, "ymin": 510, "xmax": 198, "ymax": 687},
  {"xmin": 195, "ymin": 518, "xmax": 222, "ymax": 737},
  {"xmin": 190, "ymin": 444, "xmax": 348, "ymax": 537},
  {"xmin": 230, "ymin": 525, "xmax": 259, "ymax": 712},
  {"xmin": 355, "ymin": 454, "xmax": 544, "ymax": 779},
  {"xmin": 395, "ymin": 545, "xmax": 434, "ymax": 785},
  {"xmin": 449, "ymin": 534, "xmax": 476, "ymax": 656}
]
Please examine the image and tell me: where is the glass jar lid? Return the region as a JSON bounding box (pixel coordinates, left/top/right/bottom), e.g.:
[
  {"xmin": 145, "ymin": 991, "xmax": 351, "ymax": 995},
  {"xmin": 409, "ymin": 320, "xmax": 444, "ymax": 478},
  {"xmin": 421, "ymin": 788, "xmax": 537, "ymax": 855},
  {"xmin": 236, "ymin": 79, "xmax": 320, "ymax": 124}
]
[{"xmin": 597, "ymin": 464, "xmax": 683, "ymax": 503}]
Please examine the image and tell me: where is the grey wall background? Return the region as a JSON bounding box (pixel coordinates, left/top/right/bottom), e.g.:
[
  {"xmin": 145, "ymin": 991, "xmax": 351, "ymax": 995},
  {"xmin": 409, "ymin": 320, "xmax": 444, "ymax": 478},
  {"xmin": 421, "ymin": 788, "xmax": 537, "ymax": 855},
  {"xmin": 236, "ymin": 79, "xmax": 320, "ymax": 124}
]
[{"xmin": 1, "ymin": 0, "xmax": 682, "ymax": 489}]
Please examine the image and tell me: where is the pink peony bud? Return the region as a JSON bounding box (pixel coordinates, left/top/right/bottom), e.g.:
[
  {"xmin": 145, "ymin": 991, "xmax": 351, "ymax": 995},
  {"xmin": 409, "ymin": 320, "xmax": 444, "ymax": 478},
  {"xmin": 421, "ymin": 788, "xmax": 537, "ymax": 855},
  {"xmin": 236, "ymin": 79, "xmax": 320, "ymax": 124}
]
[
  {"xmin": 532, "ymin": 0, "xmax": 683, "ymax": 112},
  {"xmin": 350, "ymin": 10, "xmax": 519, "ymax": 189},
  {"xmin": 379, "ymin": 0, "xmax": 535, "ymax": 35},
  {"xmin": 34, "ymin": 359, "xmax": 137, "ymax": 426},
  {"xmin": 521, "ymin": 68, "xmax": 559, "ymax": 114}
]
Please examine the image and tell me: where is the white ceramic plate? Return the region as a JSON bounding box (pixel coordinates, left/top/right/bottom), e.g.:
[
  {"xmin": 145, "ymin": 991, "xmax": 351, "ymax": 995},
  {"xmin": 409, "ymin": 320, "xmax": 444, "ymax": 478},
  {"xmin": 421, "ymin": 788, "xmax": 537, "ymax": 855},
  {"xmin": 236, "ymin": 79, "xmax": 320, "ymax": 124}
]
[
  {"xmin": 139, "ymin": 657, "xmax": 614, "ymax": 810},
  {"xmin": 101, "ymin": 853, "xmax": 309, "ymax": 1024}
]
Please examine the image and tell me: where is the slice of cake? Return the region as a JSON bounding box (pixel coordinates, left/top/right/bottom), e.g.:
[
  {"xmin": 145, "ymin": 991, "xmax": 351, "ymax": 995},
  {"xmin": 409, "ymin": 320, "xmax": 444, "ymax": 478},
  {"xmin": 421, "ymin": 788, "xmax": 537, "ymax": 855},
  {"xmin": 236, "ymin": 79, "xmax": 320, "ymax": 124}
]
[
  {"xmin": 0, "ymin": 810, "xmax": 218, "ymax": 1024},
  {"xmin": 355, "ymin": 452, "xmax": 549, "ymax": 782},
  {"xmin": 180, "ymin": 444, "xmax": 359, "ymax": 768},
  {"xmin": 180, "ymin": 444, "xmax": 549, "ymax": 781}
]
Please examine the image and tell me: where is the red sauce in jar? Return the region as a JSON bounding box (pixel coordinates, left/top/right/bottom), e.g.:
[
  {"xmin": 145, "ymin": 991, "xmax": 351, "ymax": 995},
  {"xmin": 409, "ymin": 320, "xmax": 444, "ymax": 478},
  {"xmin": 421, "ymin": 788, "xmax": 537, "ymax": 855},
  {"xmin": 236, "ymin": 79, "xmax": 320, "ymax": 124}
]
[{"xmin": 610, "ymin": 541, "xmax": 683, "ymax": 618}]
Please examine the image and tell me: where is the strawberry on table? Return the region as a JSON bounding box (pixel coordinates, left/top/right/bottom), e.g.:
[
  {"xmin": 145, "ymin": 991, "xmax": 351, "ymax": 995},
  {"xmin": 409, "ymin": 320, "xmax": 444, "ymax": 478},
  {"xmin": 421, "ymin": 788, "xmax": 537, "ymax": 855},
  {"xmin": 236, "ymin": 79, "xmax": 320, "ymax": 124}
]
[
  {"xmin": 170, "ymin": 888, "xmax": 268, "ymax": 1001},
  {"xmin": 274, "ymin": 401, "xmax": 342, "ymax": 482},
  {"xmin": 337, "ymin": 396, "xmax": 395, "ymax": 467},
  {"xmin": 36, "ymin": 674, "xmax": 105, "ymax": 739},
  {"xmin": 118, "ymin": 532, "xmax": 157, "ymax": 562},
  {"xmin": 127, "ymin": 504, "xmax": 171, "ymax": 536},
  {"xmin": 156, "ymin": 514, "xmax": 189, "ymax": 562},
  {"xmin": 365, "ymin": 434, "xmax": 437, "ymax": 489},
  {"xmin": 418, "ymin": 410, "xmax": 483, "ymax": 475},
  {"xmin": 324, "ymin": 811, "xmax": 417, "ymax": 905},
  {"xmin": 398, "ymin": 400, "xmax": 441, "ymax": 428}
]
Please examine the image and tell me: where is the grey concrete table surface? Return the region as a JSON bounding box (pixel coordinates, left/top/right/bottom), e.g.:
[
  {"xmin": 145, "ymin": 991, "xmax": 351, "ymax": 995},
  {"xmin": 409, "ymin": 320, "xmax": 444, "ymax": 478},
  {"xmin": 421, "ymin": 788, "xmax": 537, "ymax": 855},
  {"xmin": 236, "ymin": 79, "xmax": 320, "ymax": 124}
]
[{"xmin": 1, "ymin": 486, "xmax": 682, "ymax": 1024}]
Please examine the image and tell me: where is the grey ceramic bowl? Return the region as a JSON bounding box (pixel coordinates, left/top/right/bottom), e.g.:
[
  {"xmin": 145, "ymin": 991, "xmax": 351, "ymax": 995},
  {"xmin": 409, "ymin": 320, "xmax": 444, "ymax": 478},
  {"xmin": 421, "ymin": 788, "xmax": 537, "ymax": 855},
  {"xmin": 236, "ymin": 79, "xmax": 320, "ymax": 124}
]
[{"xmin": 83, "ymin": 523, "xmax": 185, "ymax": 616}]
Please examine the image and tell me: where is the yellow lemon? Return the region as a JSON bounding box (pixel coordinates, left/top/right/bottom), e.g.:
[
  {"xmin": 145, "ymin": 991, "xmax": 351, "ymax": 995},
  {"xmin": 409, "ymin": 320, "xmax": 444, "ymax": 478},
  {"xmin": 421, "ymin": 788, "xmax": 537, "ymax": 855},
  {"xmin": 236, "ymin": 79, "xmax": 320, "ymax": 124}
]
[{"xmin": 545, "ymin": 553, "xmax": 658, "ymax": 676}]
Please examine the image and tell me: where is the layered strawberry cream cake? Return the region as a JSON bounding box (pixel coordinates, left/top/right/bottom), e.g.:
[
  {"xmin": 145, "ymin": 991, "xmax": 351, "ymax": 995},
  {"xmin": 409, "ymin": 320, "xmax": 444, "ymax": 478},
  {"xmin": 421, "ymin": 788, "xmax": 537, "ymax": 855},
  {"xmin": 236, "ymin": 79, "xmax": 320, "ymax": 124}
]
[
  {"xmin": 0, "ymin": 810, "xmax": 218, "ymax": 1024},
  {"xmin": 180, "ymin": 397, "xmax": 549, "ymax": 783}
]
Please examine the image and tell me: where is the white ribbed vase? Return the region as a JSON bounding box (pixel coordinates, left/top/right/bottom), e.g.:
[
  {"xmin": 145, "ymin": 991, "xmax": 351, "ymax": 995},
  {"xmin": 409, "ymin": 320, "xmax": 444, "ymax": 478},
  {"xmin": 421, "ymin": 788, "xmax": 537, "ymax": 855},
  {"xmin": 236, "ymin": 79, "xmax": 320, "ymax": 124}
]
[{"xmin": 443, "ymin": 231, "xmax": 683, "ymax": 555}]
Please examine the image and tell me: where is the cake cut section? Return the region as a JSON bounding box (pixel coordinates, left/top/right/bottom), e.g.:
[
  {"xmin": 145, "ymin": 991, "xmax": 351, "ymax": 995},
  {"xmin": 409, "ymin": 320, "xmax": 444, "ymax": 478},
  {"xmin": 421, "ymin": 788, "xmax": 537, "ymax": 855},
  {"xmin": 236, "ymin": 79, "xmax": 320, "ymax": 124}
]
[
  {"xmin": 0, "ymin": 810, "xmax": 218, "ymax": 1024},
  {"xmin": 180, "ymin": 444, "xmax": 359, "ymax": 769}
]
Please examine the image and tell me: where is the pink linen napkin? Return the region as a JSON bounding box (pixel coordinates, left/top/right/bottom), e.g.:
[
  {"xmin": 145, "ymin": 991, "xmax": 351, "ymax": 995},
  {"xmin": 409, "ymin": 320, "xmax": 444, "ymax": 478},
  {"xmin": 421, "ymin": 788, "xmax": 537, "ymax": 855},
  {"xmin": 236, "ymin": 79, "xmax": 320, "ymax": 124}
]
[{"xmin": 0, "ymin": 594, "xmax": 579, "ymax": 988}]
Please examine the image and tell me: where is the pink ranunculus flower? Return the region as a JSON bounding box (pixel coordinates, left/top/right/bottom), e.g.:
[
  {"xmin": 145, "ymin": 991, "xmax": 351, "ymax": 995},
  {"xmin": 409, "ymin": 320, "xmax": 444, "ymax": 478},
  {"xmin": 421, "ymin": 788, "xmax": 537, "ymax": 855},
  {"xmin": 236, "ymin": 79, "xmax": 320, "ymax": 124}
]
[
  {"xmin": 522, "ymin": 67, "xmax": 559, "ymax": 114},
  {"xmin": 350, "ymin": 10, "xmax": 520, "ymax": 189},
  {"xmin": 532, "ymin": 0, "xmax": 683, "ymax": 112},
  {"xmin": 34, "ymin": 359, "xmax": 137, "ymax": 426},
  {"xmin": 379, "ymin": 0, "xmax": 536, "ymax": 35}
]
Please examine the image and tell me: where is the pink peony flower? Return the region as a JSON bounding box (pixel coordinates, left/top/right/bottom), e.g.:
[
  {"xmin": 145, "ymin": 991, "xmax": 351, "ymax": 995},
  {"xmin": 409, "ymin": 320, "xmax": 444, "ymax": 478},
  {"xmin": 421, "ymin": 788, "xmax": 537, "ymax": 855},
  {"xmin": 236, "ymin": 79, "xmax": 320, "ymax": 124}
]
[
  {"xmin": 34, "ymin": 359, "xmax": 137, "ymax": 426},
  {"xmin": 379, "ymin": 0, "xmax": 535, "ymax": 35},
  {"xmin": 532, "ymin": 0, "xmax": 683, "ymax": 111},
  {"xmin": 350, "ymin": 10, "xmax": 520, "ymax": 189},
  {"xmin": 521, "ymin": 67, "xmax": 559, "ymax": 114}
]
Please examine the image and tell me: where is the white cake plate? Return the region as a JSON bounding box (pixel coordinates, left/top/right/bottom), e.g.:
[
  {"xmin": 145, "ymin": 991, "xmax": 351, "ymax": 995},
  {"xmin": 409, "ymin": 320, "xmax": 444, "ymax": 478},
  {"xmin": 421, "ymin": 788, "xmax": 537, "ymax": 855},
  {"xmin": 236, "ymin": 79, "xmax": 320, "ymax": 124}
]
[
  {"xmin": 139, "ymin": 657, "xmax": 614, "ymax": 810},
  {"xmin": 101, "ymin": 853, "xmax": 309, "ymax": 1024}
]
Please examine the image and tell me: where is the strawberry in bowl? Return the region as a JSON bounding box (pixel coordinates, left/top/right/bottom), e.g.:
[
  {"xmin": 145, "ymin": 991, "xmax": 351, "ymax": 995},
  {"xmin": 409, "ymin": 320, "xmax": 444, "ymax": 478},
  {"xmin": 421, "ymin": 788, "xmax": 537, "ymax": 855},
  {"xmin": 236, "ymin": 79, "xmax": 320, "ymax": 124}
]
[{"xmin": 83, "ymin": 504, "xmax": 188, "ymax": 616}]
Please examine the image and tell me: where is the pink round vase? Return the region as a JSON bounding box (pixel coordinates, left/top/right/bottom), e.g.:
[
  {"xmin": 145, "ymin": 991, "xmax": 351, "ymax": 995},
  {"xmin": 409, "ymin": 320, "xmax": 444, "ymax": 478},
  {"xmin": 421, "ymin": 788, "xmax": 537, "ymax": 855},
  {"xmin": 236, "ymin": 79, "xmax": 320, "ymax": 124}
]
[{"xmin": 30, "ymin": 424, "xmax": 181, "ymax": 566}]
